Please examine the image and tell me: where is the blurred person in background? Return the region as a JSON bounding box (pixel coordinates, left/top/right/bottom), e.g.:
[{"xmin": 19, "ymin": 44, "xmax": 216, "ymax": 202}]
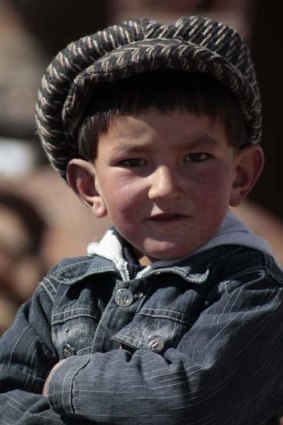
[{"xmin": 0, "ymin": 191, "xmax": 48, "ymax": 334}]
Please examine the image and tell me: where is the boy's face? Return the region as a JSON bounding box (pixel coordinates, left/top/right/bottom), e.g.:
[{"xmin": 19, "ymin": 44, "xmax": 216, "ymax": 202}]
[{"xmin": 72, "ymin": 108, "xmax": 262, "ymax": 263}]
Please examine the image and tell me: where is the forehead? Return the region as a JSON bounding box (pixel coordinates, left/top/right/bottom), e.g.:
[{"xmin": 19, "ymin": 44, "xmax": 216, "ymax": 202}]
[
  {"xmin": 97, "ymin": 108, "xmax": 228, "ymax": 149},
  {"xmin": 0, "ymin": 209, "xmax": 29, "ymax": 250}
]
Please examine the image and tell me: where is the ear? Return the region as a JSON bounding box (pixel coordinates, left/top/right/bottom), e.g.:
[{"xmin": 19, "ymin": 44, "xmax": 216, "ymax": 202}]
[
  {"xmin": 66, "ymin": 158, "xmax": 107, "ymax": 218},
  {"xmin": 229, "ymin": 145, "xmax": 264, "ymax": 207}
]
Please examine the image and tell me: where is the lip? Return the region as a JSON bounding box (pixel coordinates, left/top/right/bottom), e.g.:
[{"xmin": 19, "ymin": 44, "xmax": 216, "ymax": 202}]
[{"xmin": 147, "ymin": 213, "xmax": 190, "ymax": 223}]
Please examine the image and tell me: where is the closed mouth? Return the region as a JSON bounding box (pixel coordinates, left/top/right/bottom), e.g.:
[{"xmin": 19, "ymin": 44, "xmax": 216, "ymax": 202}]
[{"xmin": 148, "ymin": 213, "xmax": 189, "ymax": 222}]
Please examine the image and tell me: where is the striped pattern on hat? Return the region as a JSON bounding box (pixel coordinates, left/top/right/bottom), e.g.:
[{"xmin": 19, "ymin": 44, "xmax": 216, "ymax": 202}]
[{"xmin": 35, "ymin": 15, "xmax": 261, "ymax": 180}]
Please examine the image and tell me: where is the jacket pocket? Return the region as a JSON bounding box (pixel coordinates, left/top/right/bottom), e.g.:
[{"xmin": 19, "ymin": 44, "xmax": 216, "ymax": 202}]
[{"xmin": 52, "ymin": 307, "xmax": 100, "ymax": 357}]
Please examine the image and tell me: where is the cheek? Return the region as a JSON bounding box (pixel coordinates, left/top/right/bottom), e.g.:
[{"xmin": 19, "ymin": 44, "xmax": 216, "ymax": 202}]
[
  {"xmin": 193, "ymin": 165, "xmax": 233, "ymax": 210},
  {"xmin": 102, "ymin": 177, "xmax": 143, "ymax": 222},
  {"xmin": 108, "ymin": 191, "xmax": 144, "ymax": 243}
]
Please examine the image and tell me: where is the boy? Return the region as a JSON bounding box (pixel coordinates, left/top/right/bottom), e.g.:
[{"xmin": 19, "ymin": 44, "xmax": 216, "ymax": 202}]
[{"xmin": 1, "ymin": 15, "xmax": 283, "ymax": 425}]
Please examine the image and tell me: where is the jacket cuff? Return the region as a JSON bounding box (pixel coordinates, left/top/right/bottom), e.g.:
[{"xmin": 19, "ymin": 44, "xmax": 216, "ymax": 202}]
[{"xmin": 48, "ymin": 354, "xmax": 91, "ymax": 416}]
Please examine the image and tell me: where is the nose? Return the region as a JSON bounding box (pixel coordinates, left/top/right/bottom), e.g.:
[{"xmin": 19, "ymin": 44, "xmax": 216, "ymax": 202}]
[{"xmin": 148, "ymin": 166, "xmax": 183, "ymax": 200}]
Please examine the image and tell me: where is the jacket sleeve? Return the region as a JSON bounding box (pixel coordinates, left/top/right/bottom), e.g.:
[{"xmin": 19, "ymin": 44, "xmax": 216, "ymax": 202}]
[
  {"xmin": 47, "ymin": 273, "xmax": 283, "ymax": 425},
  {"xmin": 0, "ymin": 283, "xmax": 93, "ymax": 425}
]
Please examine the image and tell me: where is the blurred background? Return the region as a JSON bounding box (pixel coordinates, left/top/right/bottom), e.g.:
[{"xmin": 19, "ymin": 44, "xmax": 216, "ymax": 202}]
[{"xmin": 0, "ymin": 0, "xmax": 283, "ymax": 333}]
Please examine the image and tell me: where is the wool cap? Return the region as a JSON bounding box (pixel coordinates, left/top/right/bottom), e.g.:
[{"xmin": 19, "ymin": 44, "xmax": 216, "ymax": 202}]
[{"xmin": 35, "ymin": 15, "xmax": 261, "ymax": 180}]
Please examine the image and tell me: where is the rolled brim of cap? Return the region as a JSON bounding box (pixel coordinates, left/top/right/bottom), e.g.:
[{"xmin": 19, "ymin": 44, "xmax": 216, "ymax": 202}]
[{"xmin": 35, "ymin": 17, "xmax": 261, "ymax": 180}]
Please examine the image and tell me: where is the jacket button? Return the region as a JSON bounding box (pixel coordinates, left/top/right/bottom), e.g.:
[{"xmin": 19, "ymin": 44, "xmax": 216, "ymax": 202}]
[
  {"xmin": 63, "ymin": 344, "xmax": 75, "ymax": 358},
  {"xmin": 147, "ymin": 335, "xmax": 164, "ymax": 352},
  {"xmin": 115, "ymin": 288, "xmax": 134, "ymax": 307}
]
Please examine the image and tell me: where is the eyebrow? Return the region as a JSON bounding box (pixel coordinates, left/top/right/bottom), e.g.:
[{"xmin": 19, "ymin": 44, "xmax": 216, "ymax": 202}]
[
  {"xmin": 108, "ymin": 135, "xmax": 219, "ymax": 155},
  {"xmin": 180, "ymin": 135, "xmax": 219, "ymax": 149},
  {"xmin": 109, "ymin": 143, "xmax": 151, "ymax": 155}
]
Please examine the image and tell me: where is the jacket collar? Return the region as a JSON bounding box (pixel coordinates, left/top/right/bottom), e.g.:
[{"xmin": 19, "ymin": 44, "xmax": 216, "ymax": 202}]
[{"xmin": 86, "ymin": 210, "xmax": 272, "ymax": 282}]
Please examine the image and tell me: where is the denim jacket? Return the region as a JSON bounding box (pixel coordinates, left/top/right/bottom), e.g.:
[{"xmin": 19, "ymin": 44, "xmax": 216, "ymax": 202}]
[{"xmin": 1, "ymin": 217, "xmax": 283, "ymax": 424}]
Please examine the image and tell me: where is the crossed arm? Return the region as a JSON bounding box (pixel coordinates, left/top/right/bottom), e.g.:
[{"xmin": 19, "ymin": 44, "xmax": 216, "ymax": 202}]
[{"xmin": 1, "ymin": 277, "xmax": 283, "ymax": 424}]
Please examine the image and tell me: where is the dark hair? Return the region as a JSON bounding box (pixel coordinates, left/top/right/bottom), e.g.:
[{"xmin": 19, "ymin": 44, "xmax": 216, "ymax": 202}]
[{"xmin": 78, "ymin": 70, "xmax": 248, "ymax": 161}]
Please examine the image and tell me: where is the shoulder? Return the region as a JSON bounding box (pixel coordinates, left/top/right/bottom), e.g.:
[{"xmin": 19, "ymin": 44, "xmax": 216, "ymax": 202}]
[
  {"xmin": 38, "ymin": 253, "xmax": 117, "ymax": 300},
  {"xmin": 191, "ymin": 245, "xmax": 283, "ymax": 287}
]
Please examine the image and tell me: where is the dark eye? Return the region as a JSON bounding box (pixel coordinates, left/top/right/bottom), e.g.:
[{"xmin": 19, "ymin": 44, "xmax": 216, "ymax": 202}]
[
  {"xmin": 120, "ymin": 158, "xmax": 147, "ymax": 167},
  {"xmin": 185, "ymin": 153, "xmax": 210, "ymax": 163}
]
